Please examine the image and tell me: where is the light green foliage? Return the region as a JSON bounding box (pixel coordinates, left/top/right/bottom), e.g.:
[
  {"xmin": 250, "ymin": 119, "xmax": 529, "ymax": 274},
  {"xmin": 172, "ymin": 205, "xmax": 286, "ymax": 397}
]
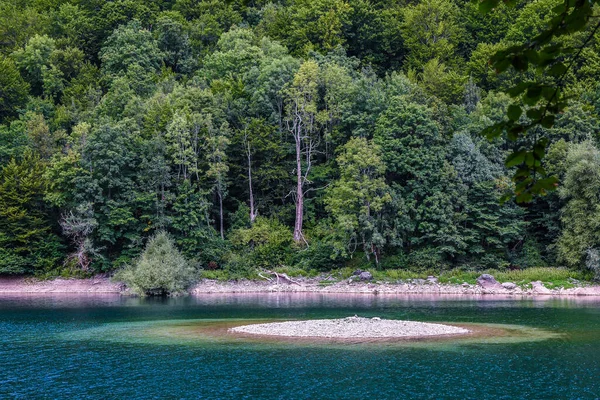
[
  {"xmin": 165, "ymin": 111, "xmax": 203, "ymax": 181},
  {"xmin": 11, "ymin": 35, "xmax": 56, "ymax": 95},
  {"xmin": 557, "ymin": 142, "xmax": 600, "ymax": 269},
  {"xmin": 417, "ymin": 58, "xmax": 467, "ymax": 104},
  {"xmin": 401, "ymin": 0, "xmax": 464, "ymax": 69},
  {"xmin": 200, "ymin": 27, "xmax": 263, "ymax": 83},
  {"xmin": 114, "ymin": 231, "xmax": 195, "ymax": 296},
  {"xmin": 504, "ymin": 0, "xmax": 563, "ymax": 45},
  {"xmin": 326, "ymin": 137, "xmax": 390, "ymax": 262},
  {"xmin": 259, "ymin": 0, "xmax": 353, "ymax": 56},
  {"xmin": 99, "ymin": 20, "xmax": 163, "ymax": 79}
]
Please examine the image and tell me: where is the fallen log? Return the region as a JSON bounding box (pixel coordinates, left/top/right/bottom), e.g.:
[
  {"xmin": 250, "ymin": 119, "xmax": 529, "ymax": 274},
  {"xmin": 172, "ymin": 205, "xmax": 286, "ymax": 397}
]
[{"xmin": 259, "ymin": 270, "xmax": 302, "ymax": 286}]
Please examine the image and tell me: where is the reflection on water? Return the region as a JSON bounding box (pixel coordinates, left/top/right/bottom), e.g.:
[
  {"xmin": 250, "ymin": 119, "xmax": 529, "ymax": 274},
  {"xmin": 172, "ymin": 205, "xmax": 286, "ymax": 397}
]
[{"xmin": 0, "ymin": 293, "xmax": 599, "ymax": 399}]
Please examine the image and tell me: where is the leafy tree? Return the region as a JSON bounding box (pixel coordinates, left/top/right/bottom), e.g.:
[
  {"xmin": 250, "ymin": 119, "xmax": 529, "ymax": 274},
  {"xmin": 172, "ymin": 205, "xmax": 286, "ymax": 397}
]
[
  {"xmin": 11, "ymin": 34, "xmax": 56, "ymax": 96},
  {"xmin": 417, "ymin": 58, "xmax": 467, "ymax": 104},
  {"xmin": 155, "ymin": 12, "xmax": 196, "ymax": 74},
  {"xmin": 0, "ymin": 152, "xmax": 62, "ymax": 274},
  {"xmin": 325, "ymin": 137, "xmax": 391, "ymax": 263},
  {"xmin": 401, "ymin": 0, "xmax": 465, "ymax": 69},
  {"xmin": 374, "ymin": 96, "xmax": 464, "ymax": 261},
  {"xmin": 258, "ymin": 0, "xmax": 353, "ymax": 56},
  {"xmin": 0, "ymin": 57, "xmax": 29, "ymax": 121},
  {"xmin": 114, "ymin": 231, "xmax": 195, "ymax": 296},
  {"xmin": 99, "ymin": 20, "xmax": 163, "ymax": 79},
  {"xmin": 557, "ymin": 142, "xmax": 600, "ymax": 269}
]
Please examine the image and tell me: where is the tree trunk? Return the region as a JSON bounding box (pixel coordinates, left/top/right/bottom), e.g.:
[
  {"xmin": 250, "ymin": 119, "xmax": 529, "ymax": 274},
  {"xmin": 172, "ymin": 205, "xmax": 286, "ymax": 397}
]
[
  {"xmin": 246, "ymin": 140, "xmax": 257, "ymax": 223},
  {"xmin": 293, "ymin": 134, "xmax": 304, "ymax": 243},
  {"xmin": 218, "ymin": 191, "xmax": 224, "ymax": 240}
]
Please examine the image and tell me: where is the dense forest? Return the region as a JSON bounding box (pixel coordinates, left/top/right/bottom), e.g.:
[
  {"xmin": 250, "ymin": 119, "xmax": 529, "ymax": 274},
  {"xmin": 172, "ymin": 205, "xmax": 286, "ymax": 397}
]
[{"xmin": 1, "ymin": 0, "xmax": 600, "ymax": 279}]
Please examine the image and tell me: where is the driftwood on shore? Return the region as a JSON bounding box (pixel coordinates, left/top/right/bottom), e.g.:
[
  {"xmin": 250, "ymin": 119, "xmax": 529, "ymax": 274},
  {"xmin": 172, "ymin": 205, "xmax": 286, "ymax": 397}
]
[{"xmin": 258, "ymin": 270, "xmax": 302, "ymax": 286}]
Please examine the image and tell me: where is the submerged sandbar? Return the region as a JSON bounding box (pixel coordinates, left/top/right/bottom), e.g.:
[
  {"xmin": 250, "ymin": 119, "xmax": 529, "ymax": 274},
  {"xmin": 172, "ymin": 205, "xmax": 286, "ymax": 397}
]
[{"xmin": 228, "ymin": 316, "xmax": 470, "ymax": 338}]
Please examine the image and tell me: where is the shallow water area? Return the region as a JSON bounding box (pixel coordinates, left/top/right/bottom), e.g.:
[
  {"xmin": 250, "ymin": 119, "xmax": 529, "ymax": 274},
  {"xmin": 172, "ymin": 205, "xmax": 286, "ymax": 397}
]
[{"xmin": 1, "ymin": 293, "xmax": 599, "ymax": 399}]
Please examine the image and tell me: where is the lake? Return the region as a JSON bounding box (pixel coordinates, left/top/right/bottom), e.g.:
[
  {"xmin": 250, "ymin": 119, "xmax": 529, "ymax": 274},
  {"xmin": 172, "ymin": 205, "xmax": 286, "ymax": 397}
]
[{"xmin": 1, "ymin": 293, "xmax": 599, "ymax": 399}]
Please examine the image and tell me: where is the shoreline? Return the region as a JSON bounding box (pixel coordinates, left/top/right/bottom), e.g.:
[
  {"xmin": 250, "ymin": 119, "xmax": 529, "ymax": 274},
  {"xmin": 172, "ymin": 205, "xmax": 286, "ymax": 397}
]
[{"xmin": 1, "ymin": 276, "xmax": 600, "ymax": 296}]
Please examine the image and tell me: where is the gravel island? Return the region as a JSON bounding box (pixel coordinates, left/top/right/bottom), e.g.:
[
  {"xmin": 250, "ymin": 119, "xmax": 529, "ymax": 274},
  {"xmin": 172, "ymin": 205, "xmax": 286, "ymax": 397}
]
[{"xmin": 229, "ymin": 316, "xmax": 470, "ymax": 338}]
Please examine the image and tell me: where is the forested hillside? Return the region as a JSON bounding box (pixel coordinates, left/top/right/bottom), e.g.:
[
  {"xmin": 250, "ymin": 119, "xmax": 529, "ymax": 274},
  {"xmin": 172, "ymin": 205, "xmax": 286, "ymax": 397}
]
[{"xmin": 1, "ymin": 0, "xmax": 600, "ymax": 278}]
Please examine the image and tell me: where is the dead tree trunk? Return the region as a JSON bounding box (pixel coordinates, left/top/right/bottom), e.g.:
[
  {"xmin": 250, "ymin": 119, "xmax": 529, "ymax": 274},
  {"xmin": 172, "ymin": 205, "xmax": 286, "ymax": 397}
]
[
  {"xmin": 244, "ymin": 134, "xmax": 257, "ymax": 223},
  {"xmin": 293, "ymin": 130, "xmax": 304, "ymax": 243}
]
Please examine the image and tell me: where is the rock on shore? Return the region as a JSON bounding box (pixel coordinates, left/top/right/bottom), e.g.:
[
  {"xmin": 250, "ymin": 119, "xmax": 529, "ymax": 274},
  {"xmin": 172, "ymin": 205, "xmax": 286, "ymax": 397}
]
[{"xmin": 229, "ymin": 316, "xmax": 470, "ymax": 338}]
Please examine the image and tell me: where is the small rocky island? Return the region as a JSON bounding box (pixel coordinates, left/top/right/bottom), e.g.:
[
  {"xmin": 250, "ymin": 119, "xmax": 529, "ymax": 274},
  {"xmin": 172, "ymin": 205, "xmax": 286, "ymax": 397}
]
[{"xmin": 229, "ymin": 316, "xmax": 470, "ymax": 338}]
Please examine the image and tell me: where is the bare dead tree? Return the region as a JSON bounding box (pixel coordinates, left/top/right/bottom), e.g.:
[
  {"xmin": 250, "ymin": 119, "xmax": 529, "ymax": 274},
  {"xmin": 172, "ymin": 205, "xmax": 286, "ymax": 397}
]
[
  {"xmin": 284, "ymin": 61, "xmax": 322, "ymax": 245},
  {"xmin": 242, "ymin": 128, "xmax": 257, "ymax": 223}
]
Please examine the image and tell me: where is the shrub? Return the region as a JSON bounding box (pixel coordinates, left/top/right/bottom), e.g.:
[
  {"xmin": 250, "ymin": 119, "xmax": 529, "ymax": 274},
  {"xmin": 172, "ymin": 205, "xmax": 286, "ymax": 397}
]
[{"xmin": 114, "ymin": 231, "xmax": 196, "ymax": 296}]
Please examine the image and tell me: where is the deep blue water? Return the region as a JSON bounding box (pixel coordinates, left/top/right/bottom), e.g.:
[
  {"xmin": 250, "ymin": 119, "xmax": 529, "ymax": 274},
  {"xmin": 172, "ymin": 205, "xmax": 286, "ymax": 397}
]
[{"xmin": 0, "ymin": 293, "xmax": 599, "ymax": 399}]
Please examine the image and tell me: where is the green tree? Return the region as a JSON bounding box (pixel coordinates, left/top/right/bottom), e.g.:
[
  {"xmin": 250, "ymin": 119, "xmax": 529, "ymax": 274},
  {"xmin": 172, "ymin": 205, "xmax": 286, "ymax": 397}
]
[
  {"xmin": 401, "ymin": 0, "xmax": 464, "ymax": 69},
  {"xmin": 557, "ymin": 142, "xmax": 600, "ymax": 269},
  {"xmin": 99, "ymin": 20, "xmax": 163, "ymax": 79},
  {"xmin": 0, "ymin": 57, "xmax": 29, "ymax": 121},
  {"xmin": 114, "ymin": 231, "xmax": 195, "ymax": 296},
  {"xmin": 258, "ymin": 0, "xmax": 353, "ymax": 56},
  {"xmin": 325, "ymin": 137, "xmax": 391, "ymax": 263},
  {"xmin": 0, "ymin": 152, "xmax": 62, "ymax": 274}
]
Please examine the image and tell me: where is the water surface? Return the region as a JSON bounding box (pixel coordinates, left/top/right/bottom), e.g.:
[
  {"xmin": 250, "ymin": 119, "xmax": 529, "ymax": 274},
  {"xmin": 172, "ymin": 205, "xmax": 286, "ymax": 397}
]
[{"xmin": 1, "ymin": 293, "xmax": 598, "ymax": 399}]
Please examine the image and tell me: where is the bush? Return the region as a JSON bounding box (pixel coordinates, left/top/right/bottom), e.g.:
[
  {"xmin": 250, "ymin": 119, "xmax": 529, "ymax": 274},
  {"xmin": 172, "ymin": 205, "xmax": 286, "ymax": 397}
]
[{"xmin": 114, "ymin": 231, "xmax": 196, "ymax": 296}]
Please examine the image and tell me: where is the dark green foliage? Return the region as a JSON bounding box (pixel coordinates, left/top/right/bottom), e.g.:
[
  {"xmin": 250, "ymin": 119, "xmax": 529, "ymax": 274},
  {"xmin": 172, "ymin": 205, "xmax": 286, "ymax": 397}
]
[
  {"xmin": 0, "ymin": 152, "xmax": 62, "ymax": 274},
  {"xmin": 230, "ymin": 217, "xmax": 293, "ymax": 269},
  {"xmin": 0, "ymin": 57, "xmax": 29, "ymax": 121}
]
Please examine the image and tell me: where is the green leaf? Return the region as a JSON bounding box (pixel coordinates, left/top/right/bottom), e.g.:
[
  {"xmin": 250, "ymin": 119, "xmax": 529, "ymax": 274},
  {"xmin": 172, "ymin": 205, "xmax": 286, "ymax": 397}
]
[
  {"xmin": 507, "ymin": 125, "xmax": 524, "ymax": 141},
  {"xmin": 511, "ymin": 55, "xmax": 529, "ymax": 71},
  {"xmin": 526, "ymin": 108, "xmax": 542, "ymax": 120},
  {"xmin": 524, "ymin": 85, "xmax": 542, "ymax": 106},
  {"xmin": 506, "ymin": 150, "xmax": 526, "ymax": 167},
  {"xmin": 524, "ymin": 50, "xmax": 540, "ymax": 65},
  {"xmin": 482, "ymin": 123, "xmax": 504, "ymax": 139},
  {"xmin": 507, "ymin": 82, "xmax": 530, "ymax": 97},
  {"xmin": 537, "ymin": 176, "xmax": 559, "ymax": 190},
  {"xmin": 507, "ymin": 104, "xmax": 522, "ymax": 121},
  {"xmin": 525, "ymin": 152, "xmax": 535, "ymax": 167},
  {"xmin": 541, "ymin": 86, "xmax": 555, "ymax": 101},
  {"xmin": 533, "ymin": 141, "xmax": 547, "ymax": 159},
  {"xmin": 494, "ymin": 58, "xmax": 512, "ymax": 73},
  {"xmin": 541, "ymin": 115, "xmax": 555, "ymax": 128},
  {"xmin": 548, "ymin": 62, "xmax": 567, "ymax": 77}
]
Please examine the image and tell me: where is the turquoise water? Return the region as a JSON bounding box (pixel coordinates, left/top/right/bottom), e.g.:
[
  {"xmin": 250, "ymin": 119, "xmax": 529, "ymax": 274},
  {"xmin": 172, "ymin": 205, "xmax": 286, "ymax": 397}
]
[{"xmin": 1, "ymin": 294, "xmax": 599, "ymax": 399}]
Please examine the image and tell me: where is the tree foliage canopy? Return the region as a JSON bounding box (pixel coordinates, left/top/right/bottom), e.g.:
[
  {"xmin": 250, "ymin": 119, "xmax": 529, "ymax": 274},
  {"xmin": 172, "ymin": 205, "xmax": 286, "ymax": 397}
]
[{"xmin": 1, "ymin": 0, "xmax": 599, "ymax": 277}]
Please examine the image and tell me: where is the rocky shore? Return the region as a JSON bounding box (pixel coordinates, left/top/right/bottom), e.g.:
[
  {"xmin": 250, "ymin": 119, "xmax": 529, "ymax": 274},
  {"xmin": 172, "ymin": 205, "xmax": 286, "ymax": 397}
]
[
  {"xmin": 1, "ymin": 274, "xmax": 600, "ymax": 296},
  {"xmin": 190, "ymin": 276, "xmax": 600, "ymax": 296},
  {"xmin": 229, "ymin": 316, "xmax": 470, "ymax": 338},
  {"xmin": 0, "ymin": 275, "xmax": 125, "ymax": 293}
]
